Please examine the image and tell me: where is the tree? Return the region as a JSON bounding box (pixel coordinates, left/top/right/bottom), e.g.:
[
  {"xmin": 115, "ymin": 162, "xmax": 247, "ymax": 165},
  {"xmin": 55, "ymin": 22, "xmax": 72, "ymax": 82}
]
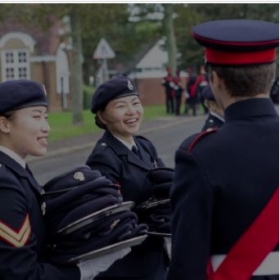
[
  {"xmin": 174, "ymin": 3, "xmax": 279, "ymax": 70},
  {"xmin": 163, "ymin": 4, "xmax": 177, "ymax": 76},
  {"xmin": 1, "ymin": 4, "xmax": 131, "ymax": 125}
]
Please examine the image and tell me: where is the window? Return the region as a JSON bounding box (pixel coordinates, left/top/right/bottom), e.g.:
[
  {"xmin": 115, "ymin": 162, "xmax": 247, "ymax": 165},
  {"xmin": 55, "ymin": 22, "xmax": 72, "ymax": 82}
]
[{"xmin": 1, "ymin": 50, "xmax": 30, "ymax": 81}]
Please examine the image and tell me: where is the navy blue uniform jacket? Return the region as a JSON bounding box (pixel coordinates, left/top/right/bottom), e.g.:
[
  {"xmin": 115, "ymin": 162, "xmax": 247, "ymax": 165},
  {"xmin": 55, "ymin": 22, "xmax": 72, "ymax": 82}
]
[
  {"xmin": 201, "ymin": 113, "xmax": 224, "ymax": 131},
  {"xmin": 86, "ymin": 131, "xmax": 168, "ymax": 279},
  {"xmin": 0, "ymin": 152, "xmax": 80, "ymax": 279},
  {"xmin": 167, "ymin": 98, "xmax": 279, "ymax": 280}
]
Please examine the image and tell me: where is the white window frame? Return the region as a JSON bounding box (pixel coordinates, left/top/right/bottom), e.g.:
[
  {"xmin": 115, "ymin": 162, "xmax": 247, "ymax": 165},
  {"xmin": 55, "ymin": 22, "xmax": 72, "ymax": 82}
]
[{"xmin": 1, "ymin": 49, "xmax": 30, "ymax": 81}]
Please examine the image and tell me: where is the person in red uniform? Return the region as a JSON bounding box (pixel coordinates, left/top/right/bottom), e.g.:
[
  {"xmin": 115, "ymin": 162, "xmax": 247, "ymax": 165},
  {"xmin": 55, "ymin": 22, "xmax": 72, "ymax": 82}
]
[{"xmin": 161, "ymin": 67, "xmax": 175, "ymax": 114}]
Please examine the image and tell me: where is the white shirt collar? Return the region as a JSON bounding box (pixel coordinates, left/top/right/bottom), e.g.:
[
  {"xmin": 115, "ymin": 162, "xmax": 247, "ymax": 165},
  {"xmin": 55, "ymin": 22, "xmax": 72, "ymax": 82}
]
[
  {"xmin": 209, "ymin": 111, "xmax": 225, "ymax": 122},
  {"xmin": 0, "ymin": 145, "xmax": 26, "ymax": 168},
  {"xmin": 112, "ymin": 135, "xmax": 137, "ymax": 151}
]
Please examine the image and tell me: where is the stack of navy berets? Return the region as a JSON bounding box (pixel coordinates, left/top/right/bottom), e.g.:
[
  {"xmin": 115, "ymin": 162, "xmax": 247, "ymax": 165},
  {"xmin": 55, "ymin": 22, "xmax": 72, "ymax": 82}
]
[
  {"xmin": 135, "ymin": 167, "xmax": 174, "ymax": 236},
  {"xmin": 42, "ymin": 166, "xmax": 148, "ymax": 264}
]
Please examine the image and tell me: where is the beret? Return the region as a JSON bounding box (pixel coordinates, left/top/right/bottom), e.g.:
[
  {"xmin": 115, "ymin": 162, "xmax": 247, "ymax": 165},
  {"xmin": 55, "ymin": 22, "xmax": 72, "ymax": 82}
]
[
  {"xmin": 47, "ymin": 208, "xmax": 148, "ymax": 264},
  {"xmin": 135, "ymin": 200, "xmax": 171, "ymax": 235},
  {"xmin": 192, "ymin": 19, "xmax": 279, "ymax": 66},
  {"xmin": 45, "ymin": 195, "xmax": 121, "ymax": 237},
  {"xmin": 0, "ymin": 79, "xmax": 47, "ymax": 114},
  {"xmin": 91, "ymin": 76, "xmax": 139, "ymax": 113},
  {"xmin": 147, "ymin": 167, "xmax": 174, "ymax": 184},
  {"xmin": 202, "ymin": 85, "xmax": 215, "ymax": 101},
  {"xmin": 44, "ymin": 165, "xmax": 103, "ymax": 193}
]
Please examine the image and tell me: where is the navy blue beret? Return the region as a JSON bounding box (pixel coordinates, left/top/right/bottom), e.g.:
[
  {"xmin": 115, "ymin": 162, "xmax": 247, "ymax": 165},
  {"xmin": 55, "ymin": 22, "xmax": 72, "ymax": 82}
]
[
  {"xmin": 48, "ymin": 208, "xmax": 148, "ymax": 264},
  {"xmin": 91, "ymin": 76, "xmax": 139, "ymax": 113},
  {"xmin": 147, "ymin": 167, "xmax": 174, "ymax": 184},
  {"xmin": 45, "ymin": 195, "xmax": 121, "ymax": 237},
  {"xmin": 202, "ymin": 85, "xmax": 215, "ymax": 101},
  {"xmin": 0, "ymin": 79, "xmax": 48, "ymax": 115},
  {"xmin": 192, "ymin": 19, "xmax": 279, "ymax": 66}
]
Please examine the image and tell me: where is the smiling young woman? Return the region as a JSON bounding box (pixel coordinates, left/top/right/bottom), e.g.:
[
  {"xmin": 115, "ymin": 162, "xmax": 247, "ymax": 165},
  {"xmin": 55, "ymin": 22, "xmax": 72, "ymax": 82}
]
[
  {"xmin": 0, "ymin": 80, "xmax": 81, "ymax": 279},
  {"xmin": 0, "ymin": 80, "xmax": 129, "ymax": 280},
  {"xmin": 86, "ymin": 76, "xmax": 169, "ymax": 280}
]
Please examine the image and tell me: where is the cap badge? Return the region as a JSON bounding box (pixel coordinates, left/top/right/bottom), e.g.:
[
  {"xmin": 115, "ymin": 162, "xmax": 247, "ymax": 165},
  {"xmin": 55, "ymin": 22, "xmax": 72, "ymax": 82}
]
[
  {"xmin": 73, "ymin": 172, "xmax": 85, "ymax": 181},
  {"xmin": 127, "ymin": 80, "xmax": 134, "ymax": 91}
]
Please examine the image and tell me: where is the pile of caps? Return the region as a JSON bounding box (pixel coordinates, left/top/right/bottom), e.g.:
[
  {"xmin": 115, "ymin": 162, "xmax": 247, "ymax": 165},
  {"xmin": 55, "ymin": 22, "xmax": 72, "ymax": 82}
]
[
  {"xmin": 42, "ymin": 166, "xmax": 148, "ymax": 264},
  {"xmin": 135, "ymin": 167, "xmax": 174, "ymax": 237}
]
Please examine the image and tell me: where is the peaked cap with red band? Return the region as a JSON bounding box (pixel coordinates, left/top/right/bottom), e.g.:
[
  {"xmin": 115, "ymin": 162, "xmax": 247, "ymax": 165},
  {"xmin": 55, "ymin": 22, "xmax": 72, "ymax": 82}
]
[{"xmin": 192, "ymin": 19, "xmax": 279, "ymax": 66}]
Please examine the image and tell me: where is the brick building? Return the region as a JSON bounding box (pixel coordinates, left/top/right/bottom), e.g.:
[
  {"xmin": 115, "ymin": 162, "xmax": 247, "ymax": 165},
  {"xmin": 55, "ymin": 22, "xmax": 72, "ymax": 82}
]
[{"xmin": 0, "ymin": 19, "xmax": 72, "ymax": 112}]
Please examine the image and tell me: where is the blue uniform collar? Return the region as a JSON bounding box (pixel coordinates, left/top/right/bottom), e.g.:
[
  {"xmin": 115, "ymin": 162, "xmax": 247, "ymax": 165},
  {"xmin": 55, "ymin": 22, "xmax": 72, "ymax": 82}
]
[
  {"xmin": 102, "ymin": 131, "xmax": 152, "ymax": 170},
  {"xmin": 225, "ymin": 98, "xmax": 278, "ymax": 122},
  {"xmin": 0, "ymin": 152, "xmax": 43, "ymax": 195}
]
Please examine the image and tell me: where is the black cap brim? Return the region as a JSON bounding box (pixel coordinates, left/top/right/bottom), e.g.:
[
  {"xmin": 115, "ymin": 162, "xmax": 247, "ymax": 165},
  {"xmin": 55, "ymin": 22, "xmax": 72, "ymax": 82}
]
[
  {"xmin": 56, "ymin": 201, "xmax": 135, "ymax": 236},
  {"xmin": 66, "ymin": 234, "xmax": 147, "ymax": 264}
]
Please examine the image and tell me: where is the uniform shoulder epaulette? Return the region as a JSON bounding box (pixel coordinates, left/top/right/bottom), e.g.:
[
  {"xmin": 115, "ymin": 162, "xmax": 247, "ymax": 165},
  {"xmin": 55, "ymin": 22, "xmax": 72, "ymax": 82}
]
[{"xmin": 187, "ymin": 128, "xmax": 217, "ymax": 152}]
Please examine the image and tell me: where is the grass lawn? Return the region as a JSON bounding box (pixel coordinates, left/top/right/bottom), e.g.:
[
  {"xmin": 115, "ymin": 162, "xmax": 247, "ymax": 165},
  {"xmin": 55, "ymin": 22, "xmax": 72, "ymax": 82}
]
[{"xmin": 48, "ymin": 104, "xmax": 166, "ymax": 142}]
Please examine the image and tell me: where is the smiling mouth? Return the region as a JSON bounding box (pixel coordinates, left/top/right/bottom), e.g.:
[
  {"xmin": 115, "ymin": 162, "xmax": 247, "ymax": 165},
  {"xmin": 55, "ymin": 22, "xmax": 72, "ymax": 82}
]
[
  {"xmin": 37, "ymin": 137, "xmax": 48, "ymax": 146},
  {"xmin": 124, "ymin": 118, "xmax": 138, "ymax": 125}
]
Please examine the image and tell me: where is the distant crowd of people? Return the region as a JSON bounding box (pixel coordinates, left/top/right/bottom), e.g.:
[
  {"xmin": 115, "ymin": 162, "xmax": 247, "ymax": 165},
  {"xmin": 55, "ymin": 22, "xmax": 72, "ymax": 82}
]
[
  {"xmin": 161, "ymin": 65, "xmax": 209, "ymax": 117},
  {"xmin": 161, "ymin": 65, "xmax": 279, "ymax": 117}
]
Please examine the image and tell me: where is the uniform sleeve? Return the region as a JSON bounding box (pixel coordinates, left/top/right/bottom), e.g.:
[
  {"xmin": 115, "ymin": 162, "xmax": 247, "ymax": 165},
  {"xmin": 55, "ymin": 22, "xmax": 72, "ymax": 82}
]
[
  {"xmin": 0, "ymin": 175, "xmax": 80, "ymax": 280},
  {"xmin": 167, "ymin": 147, "xmax": 214, "ymax": 280},
  {"xmin": 86, "ymin": 148, "xmax": 121, "ymax": 184}
]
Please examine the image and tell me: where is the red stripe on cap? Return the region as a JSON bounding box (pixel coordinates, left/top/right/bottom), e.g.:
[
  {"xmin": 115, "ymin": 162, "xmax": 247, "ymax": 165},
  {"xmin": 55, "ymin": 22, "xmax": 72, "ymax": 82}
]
[{"xmin": 205, "ymin": 48, "xmax": 276, "ymax": 65}]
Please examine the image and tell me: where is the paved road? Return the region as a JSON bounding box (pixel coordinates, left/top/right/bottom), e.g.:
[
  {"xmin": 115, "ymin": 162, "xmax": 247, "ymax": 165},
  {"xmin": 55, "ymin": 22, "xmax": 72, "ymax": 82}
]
[{"xmin": 29, "ymin": 116, "xmax": 205, "ymax": 185}]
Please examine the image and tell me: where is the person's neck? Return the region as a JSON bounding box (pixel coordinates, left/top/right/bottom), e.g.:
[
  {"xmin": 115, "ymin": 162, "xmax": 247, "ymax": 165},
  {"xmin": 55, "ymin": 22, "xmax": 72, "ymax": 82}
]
[
  {"xmin": 112, "ymin": 133, "xmax": 134, "ymax": 145},
  {"xmin": 0, "ymin": 145, "xmax": 26, "ymax": 168},
  {"xmin": 223, "ymin": 93, "xmax": 269, "ymax": 110}
]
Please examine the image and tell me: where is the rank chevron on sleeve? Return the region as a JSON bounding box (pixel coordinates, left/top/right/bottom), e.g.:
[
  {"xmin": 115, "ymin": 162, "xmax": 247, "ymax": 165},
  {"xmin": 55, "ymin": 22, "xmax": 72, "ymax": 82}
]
[{"xmin": 0, "ymin": 214, "xmax": 31, "ymax": 247}]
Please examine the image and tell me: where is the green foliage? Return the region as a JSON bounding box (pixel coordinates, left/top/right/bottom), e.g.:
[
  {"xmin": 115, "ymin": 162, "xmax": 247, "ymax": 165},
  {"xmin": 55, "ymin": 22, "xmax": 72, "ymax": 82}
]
[
  {"xmin": 175, "ymin": 3, "xmax": 279, "ymax": 69},
  {"xmin": 48, "ymin": 104, "xmax": 166, "ymax": 142},
  {"xmin": 143, "ymin": 105, "xmax": 166, "ymax": 120},
  {"xmin": 83, "ymin": 85, "xmax": 95, "ymax": 109},
  {"xmin": 48, "ymin": 110, "xmax": 96, "ymax": 141},
  {"xmin": 1, "ymin": 3, "xmax": 278, "ymax": 90}
]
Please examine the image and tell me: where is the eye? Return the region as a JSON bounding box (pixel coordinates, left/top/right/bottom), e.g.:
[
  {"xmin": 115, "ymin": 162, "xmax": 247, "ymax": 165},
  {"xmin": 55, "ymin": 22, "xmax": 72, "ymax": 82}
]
[
  {"xmin": 133, "ymin": 101, "xmax": 140, "ymax": 106},
  {"xmin": 32, "ymin": 115, "xmax": 41, "ymax": 119}
]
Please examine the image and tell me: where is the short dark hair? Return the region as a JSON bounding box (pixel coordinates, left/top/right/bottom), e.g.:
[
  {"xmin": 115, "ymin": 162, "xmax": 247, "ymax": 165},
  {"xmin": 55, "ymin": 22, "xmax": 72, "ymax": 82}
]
[
  {"xmin": 95, "ymin": 114, "xmax": 107, "ymax": 130},
  {"xmin": 207, "ymin": 63, "xmax": 276, "ymax": 97}
]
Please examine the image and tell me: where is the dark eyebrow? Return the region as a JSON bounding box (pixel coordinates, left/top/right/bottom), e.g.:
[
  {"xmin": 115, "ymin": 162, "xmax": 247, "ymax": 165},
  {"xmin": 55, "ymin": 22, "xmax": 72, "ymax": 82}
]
[
  {"xmin": 131, "ymin": 97, "xmax": 140, "ymax": 102},
  {"xmin": 31, "ymin": 108, "xmax": 47, "ymax": 114}
]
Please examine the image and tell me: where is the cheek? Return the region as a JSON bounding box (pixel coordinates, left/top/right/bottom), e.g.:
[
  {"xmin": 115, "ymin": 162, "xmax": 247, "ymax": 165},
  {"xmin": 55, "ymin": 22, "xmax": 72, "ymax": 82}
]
[
  {"xmin": 15, "ymin": 120, "xmax": 39, "ymax": 136},
  {"xmin": 107, "ymin": 111, "xmax": 124, "ymax": 122},
  {"xmin": 138, "ymin": 107, "xmax": 144, "ymax": 117}
]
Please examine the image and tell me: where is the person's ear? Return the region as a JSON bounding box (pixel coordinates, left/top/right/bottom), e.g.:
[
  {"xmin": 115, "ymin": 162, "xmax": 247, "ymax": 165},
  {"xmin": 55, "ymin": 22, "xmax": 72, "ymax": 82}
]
[
  {"xmin": 97, "ymin": 111, "xmax": 108, "ymax": 125},
  {"xmin": 0, "ymin": 116, "xmax": 11, "ymax": 134},
  {"xmin": 212, "ymin": 71, "xmax": 223, "ymax": 89}
]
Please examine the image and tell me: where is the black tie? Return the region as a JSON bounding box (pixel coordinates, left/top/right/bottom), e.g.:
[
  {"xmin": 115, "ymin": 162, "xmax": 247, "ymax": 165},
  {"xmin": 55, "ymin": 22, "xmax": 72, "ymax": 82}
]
[{"xmin": 132, "ymin": 146, "xmax": 141, "ymax": 159}]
